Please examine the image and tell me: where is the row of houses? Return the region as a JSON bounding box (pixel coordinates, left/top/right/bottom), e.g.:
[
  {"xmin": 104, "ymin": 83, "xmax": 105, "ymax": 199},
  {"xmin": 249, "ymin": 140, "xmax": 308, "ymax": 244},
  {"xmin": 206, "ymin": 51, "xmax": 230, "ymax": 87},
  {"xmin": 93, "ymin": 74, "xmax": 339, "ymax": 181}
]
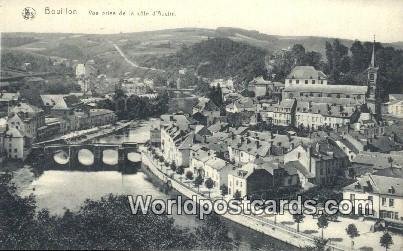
[
  {"xmin": 0, "ymin": 93, "xmax": 117, "ymax": 160},
  {"xmin": 154, "ymin": 112, "xmax": 403, "ymax": 225}
]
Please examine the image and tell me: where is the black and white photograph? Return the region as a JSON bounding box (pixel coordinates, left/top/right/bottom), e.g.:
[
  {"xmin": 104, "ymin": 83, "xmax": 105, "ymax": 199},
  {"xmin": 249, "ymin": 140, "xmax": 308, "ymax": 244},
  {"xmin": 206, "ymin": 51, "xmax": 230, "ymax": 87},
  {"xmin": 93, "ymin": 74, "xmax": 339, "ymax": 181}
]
[{"xmin": 1, "ymin": 0, "xmax": 403, "ymax": 250}]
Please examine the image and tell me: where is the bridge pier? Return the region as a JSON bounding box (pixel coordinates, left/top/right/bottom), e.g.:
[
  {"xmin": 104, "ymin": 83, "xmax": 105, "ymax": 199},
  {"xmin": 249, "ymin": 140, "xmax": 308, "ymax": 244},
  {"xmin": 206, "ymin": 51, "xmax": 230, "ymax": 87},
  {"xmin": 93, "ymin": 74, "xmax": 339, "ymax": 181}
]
[{"xmin": 93, "ymin": 146, "xmax": 104, "ymax": 169}]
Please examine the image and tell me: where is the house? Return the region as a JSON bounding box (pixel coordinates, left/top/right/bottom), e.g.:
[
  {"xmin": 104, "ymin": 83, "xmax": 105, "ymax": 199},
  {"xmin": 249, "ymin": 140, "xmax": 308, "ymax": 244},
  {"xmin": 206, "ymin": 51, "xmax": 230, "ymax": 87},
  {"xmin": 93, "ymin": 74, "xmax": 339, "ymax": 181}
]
[
  {"xmin": 261, "ymin": 99, "xmax": 296, "ymax": 126},
  {"xmin": 190, "ymin": 145, "xmax": 211, "ymax": 177},
  {"xmin": 192, "ymin": 99, "xmax": 220, "ymax": 126},
  {"xmin": 160, "ymin": 117, "xmax": 194, "ymax": 167},
  {"xmin": 0, "ymin": 92, "xmax": 20, "ymax": 113},
  {"xmin": 342, "ymin": 174, "xmax": 403, "ymax": 224},
  {"xmin": 7, "ymin": 102, "xmax": 45, "ymax": 144},
  {"xmin": 295, "ymin": 102, "xmax": 357, "ymax": 130},
  {"xmin": 203, "ymin": 156, "xmax": 234, "ymax": 189},
  {"xmin": 284, "ymin": 139, "xmax": 349, "ymax": 187},
  {"xmin": 386, "ymin": 94, "xmax": 403, "ymax": 117},
  {"xmin": 248, "ymin": 76, "xmax": 284, "ymax": 98},
  {"xmin": 227, "ymin": 134, "xmax": 271, "ymax": 165},
  {"xmin": 4, "ymin": 127, "xmax": 26, "ymax": 160},
  {"xmin": 227, "ymin": 162, "xmax": 274, "ymax": 198},
  {"xmin": 351, "ymin": 152, "xmax": 403, "ymax": 176},
  {"xmin": 225, "ymin": 97, "xmax": 256, "ymax": 114}
]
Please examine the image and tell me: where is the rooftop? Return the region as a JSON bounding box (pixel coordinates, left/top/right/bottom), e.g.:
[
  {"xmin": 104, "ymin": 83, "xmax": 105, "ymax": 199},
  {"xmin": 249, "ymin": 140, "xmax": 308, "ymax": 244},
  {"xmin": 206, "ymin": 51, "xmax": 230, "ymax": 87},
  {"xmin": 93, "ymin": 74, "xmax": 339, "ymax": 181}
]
[{"xmin": 286, "ymin": 66, "xmax": 327, "ymax": 80}]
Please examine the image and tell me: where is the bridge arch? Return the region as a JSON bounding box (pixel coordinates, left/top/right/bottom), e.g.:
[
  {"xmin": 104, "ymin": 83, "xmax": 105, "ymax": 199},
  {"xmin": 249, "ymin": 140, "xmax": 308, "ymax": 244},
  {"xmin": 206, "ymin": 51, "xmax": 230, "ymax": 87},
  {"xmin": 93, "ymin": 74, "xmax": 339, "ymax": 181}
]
[
  {"xmin": 127, "ymin": 152, "xmax": 141, "ymax": 163},
  {"xmin": 78, "ymin": 149, "xmax": 94, "ymax": 166},
  {"xmin": 53, "ymin": 150, "xmax": 69, "ymax": 165},
  {"xmin": 102, "ymin": 149, "xmax": 119, "ymax": 165}
]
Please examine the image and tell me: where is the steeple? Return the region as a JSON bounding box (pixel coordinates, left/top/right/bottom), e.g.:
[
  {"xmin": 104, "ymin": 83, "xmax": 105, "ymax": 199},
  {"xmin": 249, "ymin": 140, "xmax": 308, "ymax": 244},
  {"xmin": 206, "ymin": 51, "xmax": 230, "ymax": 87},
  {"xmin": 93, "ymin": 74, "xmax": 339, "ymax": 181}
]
[
  {"xmin": 370, "ymin": 35, "xmax": 376, "ymax": 67},
  {"xmin": 366, "ymin": 35, "xmax": 381, "ymax": 121}
]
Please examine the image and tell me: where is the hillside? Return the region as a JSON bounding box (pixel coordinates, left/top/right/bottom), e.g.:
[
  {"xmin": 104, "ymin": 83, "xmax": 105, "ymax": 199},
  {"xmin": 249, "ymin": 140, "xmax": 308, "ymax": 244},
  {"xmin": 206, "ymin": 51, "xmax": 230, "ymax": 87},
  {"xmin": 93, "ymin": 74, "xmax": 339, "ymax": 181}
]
[{"xmin": 139, "ymin": 37, "xmax": 268, "ymax": 84}]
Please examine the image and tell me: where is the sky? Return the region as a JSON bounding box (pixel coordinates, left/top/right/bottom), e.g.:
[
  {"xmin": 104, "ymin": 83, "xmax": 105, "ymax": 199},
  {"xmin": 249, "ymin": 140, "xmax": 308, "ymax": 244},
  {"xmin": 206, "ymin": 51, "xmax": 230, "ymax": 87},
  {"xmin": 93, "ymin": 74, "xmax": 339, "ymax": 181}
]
[{"xmin": 1, "ymin": 0, "xmax": 403, "ymax": 42}]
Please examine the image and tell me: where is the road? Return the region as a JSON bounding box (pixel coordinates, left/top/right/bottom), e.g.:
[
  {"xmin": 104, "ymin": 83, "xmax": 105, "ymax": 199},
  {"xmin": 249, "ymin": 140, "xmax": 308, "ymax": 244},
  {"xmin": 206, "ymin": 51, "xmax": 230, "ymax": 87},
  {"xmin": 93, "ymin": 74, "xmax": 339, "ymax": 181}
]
[{"xmin": 110, "ymin": 42, "xmax": 165, "ymax": 72}]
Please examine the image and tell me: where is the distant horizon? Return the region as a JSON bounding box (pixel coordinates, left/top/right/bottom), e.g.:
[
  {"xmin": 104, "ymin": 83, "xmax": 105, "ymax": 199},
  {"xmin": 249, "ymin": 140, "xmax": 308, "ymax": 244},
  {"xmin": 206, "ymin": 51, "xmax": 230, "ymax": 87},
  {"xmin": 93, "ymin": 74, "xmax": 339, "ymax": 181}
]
[
  {"xmin": 1, "ymin": 0, "xmax": 403, "ymax": 43},
  {"xmin": 2, "ymin": 27, "xmax": 403, "ymax": 45}
]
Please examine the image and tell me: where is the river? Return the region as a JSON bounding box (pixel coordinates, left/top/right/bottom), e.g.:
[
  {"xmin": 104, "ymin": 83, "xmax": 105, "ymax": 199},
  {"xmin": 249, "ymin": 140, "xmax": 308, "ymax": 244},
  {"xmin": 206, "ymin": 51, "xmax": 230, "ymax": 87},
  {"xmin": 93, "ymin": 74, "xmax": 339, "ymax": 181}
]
[{"xmin": 18, "ymin": 119, "xmax": 297, "ymax": 251}]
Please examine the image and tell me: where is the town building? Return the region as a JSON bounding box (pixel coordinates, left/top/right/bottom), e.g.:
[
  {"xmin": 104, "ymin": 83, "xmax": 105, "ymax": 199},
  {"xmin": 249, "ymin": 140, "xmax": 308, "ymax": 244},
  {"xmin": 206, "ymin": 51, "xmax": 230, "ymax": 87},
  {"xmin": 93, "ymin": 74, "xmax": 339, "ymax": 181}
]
[
  {"xmin": 203, "ymin": 156, "xmax": 234, "ymax": 189},
  {"xmin": 248, "ymin": 76, "xmax": 284, "ymax": 98},
  {"xmin": 285, "ymin": 66, "xmax": 328, "ymax": 86},
  {"xmin": 259, "ymin": 99, "xmax": 296, "ymax": 126},
  {"xmin": 160, "ymin": 116, "xmax": 194, "ymax": 167},
  {"xmin": 8, "ymin": 102, "xmax": 45, "ymax": 143},
  {"xmin": 342, "ymin": 174, "xmax": 403, "ymax": 224},
  {"xmin": 284, "ymin": 139, "xmax": 349, "ymax": 187},
  {"xmin": 386, "ymin": 94, "xmax": 403, "ymax": 117},
  {"xmin": 4, "ymin": 127, "xmax": 26, "ymax": 160}
]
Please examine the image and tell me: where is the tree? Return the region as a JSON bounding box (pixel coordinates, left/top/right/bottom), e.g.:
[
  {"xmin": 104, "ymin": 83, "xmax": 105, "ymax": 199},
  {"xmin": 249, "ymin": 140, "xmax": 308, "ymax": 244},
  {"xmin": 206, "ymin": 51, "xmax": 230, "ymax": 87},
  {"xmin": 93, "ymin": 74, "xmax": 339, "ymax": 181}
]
[
  {"xmin": 195, "ymin": 214, "xmax": 232, "ymax": 250},
  {"xmin": 293, "ymin": 213, "xmax": 305, "ymax": 232},
  {"xmin": 220, "ymin": 184, "xmax": 228, "ymax": 196},
  {"xmin": 185, "ymin": 170, "xmax": 194, "ymax": 180},
  {"xmin": 313, "ymin": 237, "xmax": 329, "ymax": 251},
  {"xmin": 176, "ymin": 165, "xmax": 185, "ymax": 175},
  {"xmin": 233, "ymin": 190, "xmax": 242, "ymax": 201},
  {"xmin": 291, "ymin": 44, "xmax": 306, "ymax": 66},
  {"xmin": 170, "ymin": 161, "xmax": 177, "ymax": 172},
  {"xmin": 205, "ymin": 178, "xmax": 214, "ymax": 198},
  {"xmin": 380, "ymin": 232, "xmax": 393, "ymax": 251},
  {"xmin": 194, "ymin": 175, "xmax": 204, "ymax": 192},
  {"xmin": 346, "ymin": 223, "xmax": 359, "ymax": 250},
  {"xmin": 317, "ymin": 214, "xmax": 329, "ymax": 239}
]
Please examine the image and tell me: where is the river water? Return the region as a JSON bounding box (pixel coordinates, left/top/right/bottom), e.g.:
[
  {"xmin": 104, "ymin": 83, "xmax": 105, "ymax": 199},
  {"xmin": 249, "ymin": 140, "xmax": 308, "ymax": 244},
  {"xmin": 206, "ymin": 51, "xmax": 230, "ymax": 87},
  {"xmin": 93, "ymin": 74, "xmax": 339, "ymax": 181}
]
[{"xmin": 20, "ymin": 120, "xmax": 297, "ymax": 251}]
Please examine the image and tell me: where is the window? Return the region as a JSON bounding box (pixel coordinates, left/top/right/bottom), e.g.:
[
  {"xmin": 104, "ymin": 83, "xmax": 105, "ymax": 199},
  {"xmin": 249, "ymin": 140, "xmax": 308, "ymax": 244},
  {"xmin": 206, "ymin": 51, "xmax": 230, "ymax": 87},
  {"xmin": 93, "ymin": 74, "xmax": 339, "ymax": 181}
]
[
  {"xmin": 321, "ymin": 80, "xmax": 324, "ymax": 84},
  {"xmin": 289, "ymin": 79, "xmax": 292, "ymax": 83},
  {"xmin": 382, "ymin": 197, "xmax": 386, "ymax": 206},
  {"xmin": 14, "ymin": 149, "xmax": 17, "ymax": 153},
  {"xmin": 389, "ymin": 199, "xmax": 394, "ymax": 207},
  {"xmin": 305, "ymin": 80, "xmax": 308, "ymax": 84},
  {"xmin": 296, "ymin": 80, "xmax": 299, "ymax": 84},
  {"xmin": 312, "ymin": 80, "xmax": 315, "ymax": 84},
  {"xmin": 368, "ymin": 196, "xmax": 373, "ymax": 201}
]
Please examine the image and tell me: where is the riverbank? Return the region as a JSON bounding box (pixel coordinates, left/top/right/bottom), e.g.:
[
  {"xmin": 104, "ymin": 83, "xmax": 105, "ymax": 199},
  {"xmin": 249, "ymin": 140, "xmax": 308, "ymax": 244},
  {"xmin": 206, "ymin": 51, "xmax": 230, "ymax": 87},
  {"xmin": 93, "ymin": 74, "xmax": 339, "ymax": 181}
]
[
  {"xmin": 35, "ymin": 120, "xmax": 133, "ymax": 145},
  {"xmin": 141, "ymin": 149, "xmax": 329, "ymax": 250}
]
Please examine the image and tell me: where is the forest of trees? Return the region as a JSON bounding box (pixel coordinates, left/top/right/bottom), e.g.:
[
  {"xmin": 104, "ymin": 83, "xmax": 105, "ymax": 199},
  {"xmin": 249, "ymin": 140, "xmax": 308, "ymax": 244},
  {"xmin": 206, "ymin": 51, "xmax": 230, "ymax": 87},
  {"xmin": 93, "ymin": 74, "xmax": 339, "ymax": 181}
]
[{"xmin": 141, "ymin": 37, "xmax": 268, "ymax": 86}]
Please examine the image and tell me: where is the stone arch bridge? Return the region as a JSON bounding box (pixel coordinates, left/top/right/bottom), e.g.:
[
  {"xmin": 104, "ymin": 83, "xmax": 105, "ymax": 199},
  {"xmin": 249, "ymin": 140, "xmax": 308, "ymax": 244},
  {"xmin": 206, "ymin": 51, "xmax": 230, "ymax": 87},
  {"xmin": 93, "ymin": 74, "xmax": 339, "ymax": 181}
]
[{"xmin": 31, "ymin": 142, "xmax": 141, "ymax": 172}]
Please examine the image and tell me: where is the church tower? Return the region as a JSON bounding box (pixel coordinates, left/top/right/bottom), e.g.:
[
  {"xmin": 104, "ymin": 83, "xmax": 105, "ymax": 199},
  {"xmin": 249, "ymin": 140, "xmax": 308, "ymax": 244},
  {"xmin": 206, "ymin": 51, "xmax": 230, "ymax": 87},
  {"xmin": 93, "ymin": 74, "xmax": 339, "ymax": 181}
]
[{"xmin": 366, "ymin": 36, "xmax": 381, "ymax": 120}]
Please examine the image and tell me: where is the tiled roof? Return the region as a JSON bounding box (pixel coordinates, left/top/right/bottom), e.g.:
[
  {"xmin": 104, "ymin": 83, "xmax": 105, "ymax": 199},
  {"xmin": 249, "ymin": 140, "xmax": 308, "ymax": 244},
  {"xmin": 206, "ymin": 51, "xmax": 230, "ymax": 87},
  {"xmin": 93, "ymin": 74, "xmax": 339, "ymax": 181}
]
[
  {"xmin": 41, "ymin": 95, "xmax": 68, "ymax": 109},
  {"xmin": 285, "ymin": 161, "xmax": 314, "ymax": 178},
  {"xmin": 10, "ymin": 102, "xmax": 42, "ymax": 114},
  {"xmin": 343, "ymin": 174, "xmax": 403, "ymax": 197},
  {"xmin": 205, "ymin": 157, "xmax": 227, "ymax": 170},
  {"xmin": 286, "ymin": 66, "xmax": 327, "ymax": 80},
  {"xmin": 0, "ymin": 92, "xmax": 19, "ymax": 102}
]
